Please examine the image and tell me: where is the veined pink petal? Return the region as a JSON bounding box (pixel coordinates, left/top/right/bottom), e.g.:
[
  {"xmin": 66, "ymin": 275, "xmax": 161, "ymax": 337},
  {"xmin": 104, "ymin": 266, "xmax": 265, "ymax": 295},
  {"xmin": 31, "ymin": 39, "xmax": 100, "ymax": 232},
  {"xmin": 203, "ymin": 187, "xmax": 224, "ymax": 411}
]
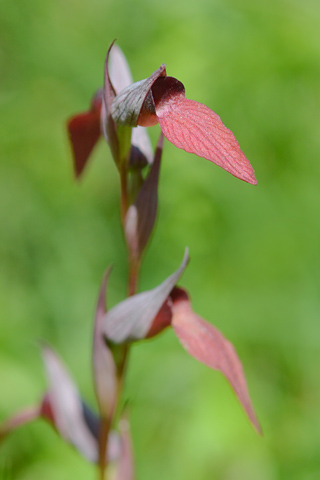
[
  {"xmin": 171, "ymin": 288, "xmax": 261, "ymax": 433},
  {"xmin": 152, "ymin": 77, "xmax": 256, "ymax": 185}
]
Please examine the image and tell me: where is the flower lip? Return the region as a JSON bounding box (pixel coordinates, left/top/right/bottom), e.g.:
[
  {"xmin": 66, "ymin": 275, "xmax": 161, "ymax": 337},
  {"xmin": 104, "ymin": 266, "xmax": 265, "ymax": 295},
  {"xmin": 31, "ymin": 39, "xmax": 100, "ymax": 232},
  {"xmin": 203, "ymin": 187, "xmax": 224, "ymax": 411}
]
[{"xmin": 151, "ymin": 76, "xmax": 185, "ymax": 112}]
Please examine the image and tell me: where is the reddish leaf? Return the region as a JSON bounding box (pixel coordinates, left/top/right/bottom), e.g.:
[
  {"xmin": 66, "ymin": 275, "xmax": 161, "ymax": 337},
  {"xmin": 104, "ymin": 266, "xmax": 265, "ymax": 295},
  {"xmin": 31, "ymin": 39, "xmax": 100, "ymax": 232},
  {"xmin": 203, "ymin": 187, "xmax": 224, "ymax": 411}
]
[
  {"xmin": 93, "ymin": 267, "xmax": 117, "ymax": 419},
  {"xmin": 103, "ymin": 248, "xmax": 189, "ymax": 343},
  {"xmin": 67, "ymin": 92, "xmax": 102, "ymax": 178},
  {"xmin": 151, "ymin": 76, "xmax": 257, "ymax": 185},
  {"xmin": 125, "ymin": 134, "xmax": 163, "ymax": 259},
  {"xmin": 171, "ymin": 288, "xmax": 261, "ymax": 433}
]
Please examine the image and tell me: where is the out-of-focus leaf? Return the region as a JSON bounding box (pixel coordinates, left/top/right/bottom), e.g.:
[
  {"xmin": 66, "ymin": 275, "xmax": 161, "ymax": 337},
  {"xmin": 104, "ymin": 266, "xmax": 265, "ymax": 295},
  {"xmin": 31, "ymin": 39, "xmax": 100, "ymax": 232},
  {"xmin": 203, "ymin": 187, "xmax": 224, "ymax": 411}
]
[
  {"xmin": 81, "ymin": 401, "xmax": 101, "ymax": 440},
  {"xmin": 151, "ymin": 76, "xmax": 257, "ymax": 185},
  {"xmin": 93, "ymin": 267, "xmax": 117, "ymax": 419},
  {"xmin": 42, "ymin": 345, "xmax": 98, "ymax": 461},
  {"xmin": 171, "ymin": 288, "xmax": 261, "ymax": 433},
  {"xmin": 111, "ymin": 64, "xmax": 166, "ymax": 127},
  {"xmin": 0, "ymin": 406, "xmax": 40, "ymax": 443},
  {"xmin": 103, "ymin": 248, "xmax": 189, "ymax": 343},
  {"xmin": 125, "ymin": 134, "xmax": 163, "ymax": 259},
  {"xmin": 67, "ymin": 90, "xmax": 103, "ymax": 178},
  {"xmin": 110, "ymin": 416, "xmax": 134, "ymax": 480}
]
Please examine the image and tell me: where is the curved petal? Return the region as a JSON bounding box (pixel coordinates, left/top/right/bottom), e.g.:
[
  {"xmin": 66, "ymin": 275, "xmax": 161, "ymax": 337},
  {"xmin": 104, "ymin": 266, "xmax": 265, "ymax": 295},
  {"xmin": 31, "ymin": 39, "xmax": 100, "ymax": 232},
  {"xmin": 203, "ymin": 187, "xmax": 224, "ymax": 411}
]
[
  {"xmin": 111, "ymin": 64, "xmax": 166, "ymax": 127},
  {"xmin": 171, "ymin": 288, "xmax": 261, "ymax": 433},
  {"xmin": 103, "ymin": 248, "xmax": 189, "ymax": 343},
  {"xmin": 42, "ymin": 345, "xmax": 98, "ymax": 461},
  {"xmin": 109, "ymin": 44, "xmax": 133, "ymax": 93}
]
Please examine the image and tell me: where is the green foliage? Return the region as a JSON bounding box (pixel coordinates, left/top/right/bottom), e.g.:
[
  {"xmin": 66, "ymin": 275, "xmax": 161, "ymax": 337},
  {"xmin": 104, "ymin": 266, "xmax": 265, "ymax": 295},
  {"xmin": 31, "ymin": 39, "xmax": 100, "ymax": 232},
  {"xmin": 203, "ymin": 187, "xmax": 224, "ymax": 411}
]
[{"xmin": 1, "ymin": 0, "xmax": 320, "ymax": 478}]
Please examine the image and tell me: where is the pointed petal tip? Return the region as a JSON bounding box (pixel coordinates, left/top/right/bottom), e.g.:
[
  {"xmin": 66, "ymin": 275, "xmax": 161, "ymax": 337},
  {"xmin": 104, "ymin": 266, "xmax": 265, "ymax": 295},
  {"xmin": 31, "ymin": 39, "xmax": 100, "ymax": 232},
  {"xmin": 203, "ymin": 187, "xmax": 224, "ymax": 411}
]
[
  {"xmin": 243, "ymin": 168, "xmax": 257, "ymax": 186},
  {"xmin": 171, "ymin": 288, "xmax": 261, "ymax": 434}
]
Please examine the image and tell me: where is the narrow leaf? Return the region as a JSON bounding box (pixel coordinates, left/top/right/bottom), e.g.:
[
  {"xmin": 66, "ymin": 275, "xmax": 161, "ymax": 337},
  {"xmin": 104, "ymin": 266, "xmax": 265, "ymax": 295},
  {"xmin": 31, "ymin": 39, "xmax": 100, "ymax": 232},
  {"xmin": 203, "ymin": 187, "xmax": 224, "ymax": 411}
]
[
  {"xmin": 42, "ymin": 345, "xmax": 98, "ymax": 461},
  {"xmin": 125, "ymin": 134, "xmax": 163, "ymax": 259},
  {"xmin": 111, "ymin": 64, "xmax": 166, "ymax": 127},
  {"xmin": 103, "ymin": 40, "xmax": 119, "ymax": 163},
  {"xmin": 103, "ymin": 248, "xmax": 189, "ymax": 343},
  {"xmin": 152, "ymin": 76, "xmax": 257, "ymax": 185},
  {"xmin": 171, "ymin": 288, "xmax": 261, "ymax": 433},
  {"xmin": 93, "ymin": 267, "xmax": 117, "ymax": 419},
  {"xmin": 67, "ymin": 90, "xmax": 103, "ymax": 178}
]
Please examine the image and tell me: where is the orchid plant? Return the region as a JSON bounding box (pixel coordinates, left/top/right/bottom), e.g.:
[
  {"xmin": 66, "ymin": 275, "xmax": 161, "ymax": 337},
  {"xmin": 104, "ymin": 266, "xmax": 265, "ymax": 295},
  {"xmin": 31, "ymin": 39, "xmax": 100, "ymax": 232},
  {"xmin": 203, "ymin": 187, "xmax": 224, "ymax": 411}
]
[{"xmin": 0, "ymin": 42, "xmax": 260, "ymax": 480}]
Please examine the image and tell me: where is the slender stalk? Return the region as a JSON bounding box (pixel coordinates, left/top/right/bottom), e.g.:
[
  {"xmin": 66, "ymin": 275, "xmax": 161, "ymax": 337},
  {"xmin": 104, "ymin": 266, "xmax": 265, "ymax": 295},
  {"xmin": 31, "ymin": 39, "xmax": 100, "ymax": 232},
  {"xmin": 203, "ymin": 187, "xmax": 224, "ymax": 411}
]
[
  {"xmin": 120, "ymin": 169, "xmax": 129, "ymax": 224},
  {"xmin": 97, "ymin": 161, "xmax": 141, "ymax": 480},
  {"xmin": 128, "ymin": 256, "xmax": 140, "ymax": 297},
  {"xmin": 97, "ymin": 416, "xmax": 111, "ymax": 480}
]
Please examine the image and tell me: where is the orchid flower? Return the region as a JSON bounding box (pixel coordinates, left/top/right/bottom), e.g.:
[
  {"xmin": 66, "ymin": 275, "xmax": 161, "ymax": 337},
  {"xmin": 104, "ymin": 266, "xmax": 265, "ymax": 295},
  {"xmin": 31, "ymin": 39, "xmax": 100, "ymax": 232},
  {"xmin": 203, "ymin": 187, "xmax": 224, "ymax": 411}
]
[
  {"xmin": 68, "ymin": 42, "xmax": 256, "ymax": 185},
  {"xmin": 102, "ymin": 249, "xmax": 261, "ymax": 434},
  {"xmin": 0, "ymin": 275, "xmax": 134, "ymax": 480}
]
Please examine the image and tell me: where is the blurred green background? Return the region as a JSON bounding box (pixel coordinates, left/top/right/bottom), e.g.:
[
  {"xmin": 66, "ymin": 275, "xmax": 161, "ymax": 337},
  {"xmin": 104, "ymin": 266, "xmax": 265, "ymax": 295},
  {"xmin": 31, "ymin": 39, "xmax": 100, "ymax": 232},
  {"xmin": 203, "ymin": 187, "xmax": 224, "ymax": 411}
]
[{"xmin": 1, "ymin": 0, "xmax": 320, "ymax": 478}]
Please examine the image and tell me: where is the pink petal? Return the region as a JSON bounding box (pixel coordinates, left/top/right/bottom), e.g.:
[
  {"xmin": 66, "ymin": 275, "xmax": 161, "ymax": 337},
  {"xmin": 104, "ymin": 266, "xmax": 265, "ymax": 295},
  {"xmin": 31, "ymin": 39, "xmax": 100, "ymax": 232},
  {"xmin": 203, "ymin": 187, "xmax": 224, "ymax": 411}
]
[
  {"xmin": 152, "ymin": 77, "xmax": 257, "ymax": 185},
  {"xmin": 171, "ymin": 288, "xmax": 261, "ymax": 433},
  {"xmin": 42, "ymin": 345, "xmax": 98, "ymax": 461},
  {"xmin": 108, "ymin": 44, "xmax": 134, "ymax": 93}
]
